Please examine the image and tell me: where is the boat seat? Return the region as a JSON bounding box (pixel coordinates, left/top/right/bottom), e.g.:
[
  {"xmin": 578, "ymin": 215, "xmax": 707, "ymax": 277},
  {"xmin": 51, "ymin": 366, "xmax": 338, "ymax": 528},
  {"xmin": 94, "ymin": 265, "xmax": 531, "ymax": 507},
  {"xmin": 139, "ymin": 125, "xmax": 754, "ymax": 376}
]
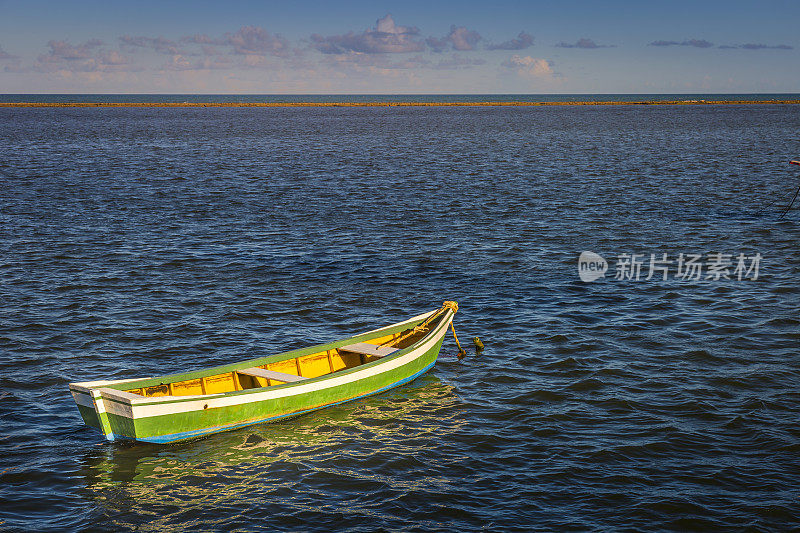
[
  {"xmin": 338, "ymin": 342, "xmax": 399, "ymax": 359},
  {"xmin": 237, "ymin": 367, "xmax": 307, "ymax": 383}
]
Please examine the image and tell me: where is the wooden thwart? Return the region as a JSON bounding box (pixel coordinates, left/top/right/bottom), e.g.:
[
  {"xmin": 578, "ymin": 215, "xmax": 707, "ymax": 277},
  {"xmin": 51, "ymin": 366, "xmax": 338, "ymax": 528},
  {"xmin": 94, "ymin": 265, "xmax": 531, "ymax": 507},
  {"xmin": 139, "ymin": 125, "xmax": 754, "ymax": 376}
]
[
  {"xmin": 238, "ymin": 367, "xmax": 307, "ymax": 383},
  {"xmin": 339, "ymin": 342, "xmax": 399, "ymax": 359}
]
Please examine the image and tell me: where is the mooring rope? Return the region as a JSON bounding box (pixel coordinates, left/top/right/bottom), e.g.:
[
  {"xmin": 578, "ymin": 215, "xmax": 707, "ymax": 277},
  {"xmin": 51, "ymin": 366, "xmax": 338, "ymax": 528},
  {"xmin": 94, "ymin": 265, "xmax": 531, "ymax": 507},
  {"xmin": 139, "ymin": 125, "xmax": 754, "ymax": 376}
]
[
  {"xmin": 380, "ymin": 301, "xmax": 467, "ymax": 359},
  {"xmin": 780, "ymin": 160, "xmax": 800, "ymax": 219},
  {"xmin": 450, "ymin": 321, "xmax": 467, "ymax": 360}
]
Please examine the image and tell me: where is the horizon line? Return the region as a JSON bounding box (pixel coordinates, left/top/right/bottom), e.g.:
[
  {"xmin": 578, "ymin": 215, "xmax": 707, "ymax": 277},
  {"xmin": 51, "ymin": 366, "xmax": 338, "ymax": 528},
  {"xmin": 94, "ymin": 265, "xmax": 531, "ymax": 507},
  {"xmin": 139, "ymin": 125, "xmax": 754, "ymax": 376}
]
[
  {"xmin": 4, "ymin": 99, "xmax": 800, "ymax": 108},
  {"xmin": 2, "ymin": 92, "xmax": 800, "ymax": 96}
]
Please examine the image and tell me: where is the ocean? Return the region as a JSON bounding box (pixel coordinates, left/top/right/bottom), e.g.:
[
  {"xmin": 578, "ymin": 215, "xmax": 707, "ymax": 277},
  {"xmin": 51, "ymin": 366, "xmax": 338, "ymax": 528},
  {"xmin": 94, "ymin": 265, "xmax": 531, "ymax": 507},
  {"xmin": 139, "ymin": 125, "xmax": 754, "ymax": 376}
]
[
  {"xmin": 1, "ymin": 98, "xmax": 798, "ymax": 531},
  {"xmin": 2, "ymin": 92, "xmax": 800, "ymax": 103}
]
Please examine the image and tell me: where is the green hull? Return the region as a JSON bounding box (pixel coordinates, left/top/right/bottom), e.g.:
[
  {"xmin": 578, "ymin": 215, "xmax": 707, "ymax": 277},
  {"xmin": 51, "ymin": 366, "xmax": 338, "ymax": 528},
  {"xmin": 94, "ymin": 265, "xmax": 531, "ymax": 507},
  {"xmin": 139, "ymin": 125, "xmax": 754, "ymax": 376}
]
[{"xmin": 70, "ymin": 306, "xmax": 454, "ymax": 444}]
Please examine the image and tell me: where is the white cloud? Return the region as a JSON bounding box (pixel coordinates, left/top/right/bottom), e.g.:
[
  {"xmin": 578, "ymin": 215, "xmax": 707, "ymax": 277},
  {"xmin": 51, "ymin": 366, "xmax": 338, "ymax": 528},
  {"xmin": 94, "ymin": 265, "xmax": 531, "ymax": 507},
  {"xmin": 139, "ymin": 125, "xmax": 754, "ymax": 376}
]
[
  {"xmin": 32, "ymin": 40, "xmax": 136, "ymax": 72},
  {"xmin": 426, "ymin": 25, "xmax": 482, "ymax": 52},
  {"xmin": 226, "ymin": 26, "xmax": 290, "ymax": 56},
  {"xmin": 311, "ymin": 14, "xmax": 425, "ymax": 54},
  {"xmin": 502, "ymin": 55, "xmax": 553, "ymax": 77},
  {"xmin": 119, "ymin": 35, "xmax": 180, "ymax": 54},
  {"xmin": 0, "ymin": 45, "xmax": 19, "ymax": 60},
  {"xmin": 487, "ymin": 32, "xmax": 534, "ymax": 51}
]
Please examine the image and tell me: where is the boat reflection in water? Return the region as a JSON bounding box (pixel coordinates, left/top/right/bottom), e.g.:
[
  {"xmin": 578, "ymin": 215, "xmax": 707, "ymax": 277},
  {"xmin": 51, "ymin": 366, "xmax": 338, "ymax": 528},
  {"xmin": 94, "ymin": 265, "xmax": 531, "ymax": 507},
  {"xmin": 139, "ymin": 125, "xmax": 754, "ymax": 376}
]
[{"xmin": 79, "ymin": 374, "xmax": 464, "ymax": 528}]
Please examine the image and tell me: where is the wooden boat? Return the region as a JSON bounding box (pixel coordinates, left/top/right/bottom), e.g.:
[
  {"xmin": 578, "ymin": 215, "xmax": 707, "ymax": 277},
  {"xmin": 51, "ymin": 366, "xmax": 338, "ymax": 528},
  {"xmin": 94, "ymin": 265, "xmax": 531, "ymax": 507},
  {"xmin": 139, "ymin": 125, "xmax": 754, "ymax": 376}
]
[{"xmin": 69, "ymin": 302, "xmax": 459, "ymax": 444}]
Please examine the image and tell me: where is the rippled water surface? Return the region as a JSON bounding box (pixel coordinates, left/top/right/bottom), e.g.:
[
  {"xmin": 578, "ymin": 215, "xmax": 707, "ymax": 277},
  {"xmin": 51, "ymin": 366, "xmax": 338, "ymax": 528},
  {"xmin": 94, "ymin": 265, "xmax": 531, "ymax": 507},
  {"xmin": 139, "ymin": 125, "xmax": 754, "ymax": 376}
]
[{"xmin": 1, "ymin": 104, "xmax": 799, "ymax": 531}]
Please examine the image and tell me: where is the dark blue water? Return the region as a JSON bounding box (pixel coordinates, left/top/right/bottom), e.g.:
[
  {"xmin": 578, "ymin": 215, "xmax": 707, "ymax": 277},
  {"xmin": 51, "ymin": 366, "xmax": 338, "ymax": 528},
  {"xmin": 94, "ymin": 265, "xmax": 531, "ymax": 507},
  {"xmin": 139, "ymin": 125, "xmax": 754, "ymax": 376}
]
[{"xmin": 1, "ymin": 103, "xmax": 799, "ymax": 531}]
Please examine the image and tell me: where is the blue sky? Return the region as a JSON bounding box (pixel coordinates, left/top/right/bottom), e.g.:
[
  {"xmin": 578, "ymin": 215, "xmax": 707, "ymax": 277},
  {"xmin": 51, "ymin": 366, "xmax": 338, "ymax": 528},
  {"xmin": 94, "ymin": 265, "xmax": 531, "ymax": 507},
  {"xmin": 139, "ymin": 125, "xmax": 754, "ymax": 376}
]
[{"xmin": 0, "ymin": 0, "xmax": 798, "ymax": 93}]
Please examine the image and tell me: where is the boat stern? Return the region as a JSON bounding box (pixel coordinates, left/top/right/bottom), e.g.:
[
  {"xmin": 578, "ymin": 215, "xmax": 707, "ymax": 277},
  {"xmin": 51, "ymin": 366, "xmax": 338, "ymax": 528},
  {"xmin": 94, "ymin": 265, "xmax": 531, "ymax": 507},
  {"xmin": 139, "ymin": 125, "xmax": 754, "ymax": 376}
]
[
  {"xmin": 69, "ymin": 378, "xmax": 145, "ymax": 441},
  {"xmin": 70, "ymin": 386, "xmax": 101, "ymax": 429}
]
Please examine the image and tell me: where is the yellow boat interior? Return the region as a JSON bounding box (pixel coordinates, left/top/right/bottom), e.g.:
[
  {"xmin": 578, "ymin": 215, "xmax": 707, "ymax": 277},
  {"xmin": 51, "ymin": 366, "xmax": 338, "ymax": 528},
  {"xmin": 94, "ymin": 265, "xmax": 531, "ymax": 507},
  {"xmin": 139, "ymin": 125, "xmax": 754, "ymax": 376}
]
[{"xmin": 124, "ymin": 317, "xmax": 440, "ymax": 398}]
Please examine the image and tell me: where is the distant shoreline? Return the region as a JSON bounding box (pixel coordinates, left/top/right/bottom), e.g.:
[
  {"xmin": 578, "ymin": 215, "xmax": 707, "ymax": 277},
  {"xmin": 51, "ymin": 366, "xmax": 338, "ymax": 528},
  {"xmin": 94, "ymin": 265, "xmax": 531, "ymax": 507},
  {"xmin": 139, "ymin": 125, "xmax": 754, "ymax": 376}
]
[{"xmin": 2, "ymin": 100, "xmax": 800, "ymax": 108}]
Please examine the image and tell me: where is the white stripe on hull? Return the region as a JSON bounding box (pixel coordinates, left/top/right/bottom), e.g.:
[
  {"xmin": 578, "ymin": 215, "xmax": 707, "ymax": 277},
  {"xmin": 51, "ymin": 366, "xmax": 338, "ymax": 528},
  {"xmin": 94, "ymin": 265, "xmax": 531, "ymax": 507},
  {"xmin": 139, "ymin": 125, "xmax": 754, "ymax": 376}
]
[
  {"xmin": 126, "ymin": 312, "xmax": 451, "ymax": 419},
  {"xmin": 73, "ymin": 309, "xmax": 453, "ymax": 423}
]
